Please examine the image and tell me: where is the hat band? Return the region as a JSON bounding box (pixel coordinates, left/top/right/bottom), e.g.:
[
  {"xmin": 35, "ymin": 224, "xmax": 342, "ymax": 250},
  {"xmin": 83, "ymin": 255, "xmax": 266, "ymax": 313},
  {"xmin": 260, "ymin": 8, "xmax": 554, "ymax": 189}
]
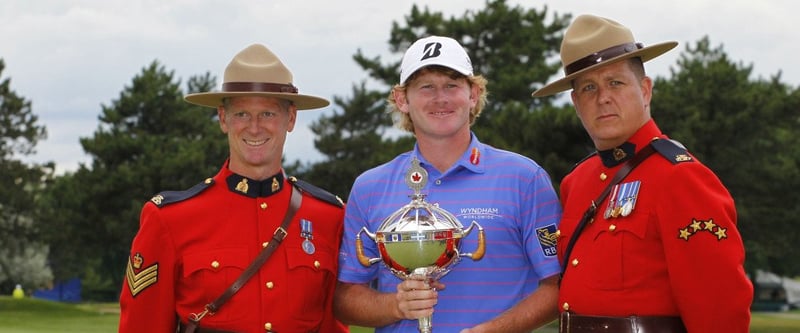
[
  {"xmin": 222, "ymin": 82, "xmax": 298, "ymax": 94},
  {"xmin": 564, "ymin": 42, "xmax": 644, "ymax": 75}
]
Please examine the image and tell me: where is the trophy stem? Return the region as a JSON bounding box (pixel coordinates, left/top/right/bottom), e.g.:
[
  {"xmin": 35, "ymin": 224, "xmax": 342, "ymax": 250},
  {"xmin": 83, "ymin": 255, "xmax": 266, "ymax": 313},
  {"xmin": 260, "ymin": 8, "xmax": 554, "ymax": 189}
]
[
  {"xmin": 418, "ymin": 314, "xmax": 432, "ymax": 333},
  {"xmin": 411, "ymin": 269, "xmax": 434, "ymax": 333}
]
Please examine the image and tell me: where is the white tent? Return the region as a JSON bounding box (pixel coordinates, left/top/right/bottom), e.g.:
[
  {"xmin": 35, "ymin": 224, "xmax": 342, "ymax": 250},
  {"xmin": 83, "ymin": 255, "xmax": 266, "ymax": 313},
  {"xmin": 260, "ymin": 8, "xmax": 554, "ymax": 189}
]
[{"xmin": 754, "ymin": 270, "xmax": 800, "ymax": 311}]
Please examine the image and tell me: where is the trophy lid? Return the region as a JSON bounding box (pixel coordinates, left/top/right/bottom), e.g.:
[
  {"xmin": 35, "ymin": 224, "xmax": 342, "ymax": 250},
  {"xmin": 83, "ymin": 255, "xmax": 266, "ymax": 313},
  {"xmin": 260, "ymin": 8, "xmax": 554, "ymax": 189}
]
[{"xmin": 378, "ymin": 157, "xmax": 464, "ymax": 232}]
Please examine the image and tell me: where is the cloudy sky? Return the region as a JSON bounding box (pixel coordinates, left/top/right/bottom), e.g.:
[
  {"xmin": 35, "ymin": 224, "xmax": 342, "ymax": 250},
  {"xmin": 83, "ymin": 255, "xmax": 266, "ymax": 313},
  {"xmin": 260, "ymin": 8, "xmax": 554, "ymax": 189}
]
[{"xmin": 2, "ymin": 0, "xmax": 795, "ymax": 174}]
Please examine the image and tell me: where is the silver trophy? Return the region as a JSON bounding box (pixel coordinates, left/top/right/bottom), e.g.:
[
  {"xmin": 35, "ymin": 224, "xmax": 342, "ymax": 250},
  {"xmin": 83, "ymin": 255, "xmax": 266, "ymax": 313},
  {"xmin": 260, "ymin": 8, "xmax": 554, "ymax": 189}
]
[{"xmin": 355, "ymin": 157, "xmax": 485, "ymax": 333}]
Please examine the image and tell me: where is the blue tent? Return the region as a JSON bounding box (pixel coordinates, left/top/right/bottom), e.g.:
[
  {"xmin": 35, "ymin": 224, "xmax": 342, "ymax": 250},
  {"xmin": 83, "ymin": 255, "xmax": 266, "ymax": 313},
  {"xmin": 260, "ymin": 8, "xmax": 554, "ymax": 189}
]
[{"xmin": 32, "ymin": 278, "xmax": 81, "ymax": 302}]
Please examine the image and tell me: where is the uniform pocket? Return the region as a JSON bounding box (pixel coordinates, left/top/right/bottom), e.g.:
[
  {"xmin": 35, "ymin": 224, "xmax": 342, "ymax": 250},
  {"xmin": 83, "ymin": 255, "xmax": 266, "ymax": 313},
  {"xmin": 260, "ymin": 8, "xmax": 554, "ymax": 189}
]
[
  {"xmin": 182, "ymin": 248, "xmax": 250, "ymax": 321},
  {"xmin": 285, "ymin": 247, "xmax": 335, "ymax": 324},
  {"xmin": 584, "ymin": 218, "xmax": 648, "ymax": 290}
]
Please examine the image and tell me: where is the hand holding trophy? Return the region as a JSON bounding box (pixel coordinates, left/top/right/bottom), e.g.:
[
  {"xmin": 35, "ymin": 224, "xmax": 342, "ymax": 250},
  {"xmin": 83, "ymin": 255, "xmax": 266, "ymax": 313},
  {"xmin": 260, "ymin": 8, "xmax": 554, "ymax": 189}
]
[{"xmin": 355, "ymin": 157, "xmax": 486, "ymax": 333}]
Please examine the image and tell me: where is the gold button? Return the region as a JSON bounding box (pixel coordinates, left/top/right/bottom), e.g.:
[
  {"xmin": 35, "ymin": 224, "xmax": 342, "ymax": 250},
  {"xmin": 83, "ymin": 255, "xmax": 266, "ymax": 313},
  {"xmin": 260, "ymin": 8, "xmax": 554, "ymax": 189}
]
[
  {"xmin": 211, "ymin": 261, "xmax": 219, "ymax": 269},
  {"xmin": 589, "ymin": 218, "xmax": 594, "ymax": 224},
  {"xmin": 609, "ymin": 224, "xmax": 617, "ymax": 232},
  {"xmin": 262, "ymin": 241, "xmax": 269, "ymax": 248},
  {"xmin": 314, "ymin": 260, "xmax": 321, "ymax": 268},
  {"xmin": 562, "ymin": 302, "xmax": 570, "ymax": 311},
  {"xmin": 571, "ymin": 258, "xmax": 579, "ymax": 266},
  {"xmin": 260, "ymin": 202, "xmax": 268, "ymax": 210},
  {"xmin": 265, "ymin": 281, "xmax": 274, "ymax": 289},
  {"xmin": 204, "ymin": 178, "xmax": 212, "ymax": 184},
  {"xmin": 555, "ymin": 230, "xmax": 561, "ymax": 238},
  {"xmin": 264, "ymin": 322, "xmax": 272, "ymax": 331},
  {"xmin": 600, "ymin": 173, "xmax": 607, "ymax": 181}
]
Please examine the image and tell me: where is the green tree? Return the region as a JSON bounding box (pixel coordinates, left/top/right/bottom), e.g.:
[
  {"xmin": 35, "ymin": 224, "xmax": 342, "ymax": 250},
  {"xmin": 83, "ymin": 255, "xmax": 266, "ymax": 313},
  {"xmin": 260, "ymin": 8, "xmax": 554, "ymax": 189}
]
[
  {"xmin": 38, "ymin": 62, "xmax": 226, "ymax": 299},
  {"xmin": 652, "ymin": 37, "xmax": 800, "ymax": 276},
  {"xmin": 298, "ymin": 82, "xmax": 414, "ymax": 198},
  {"xmin": 300, "ymin": 0, "xmax": 578, "ymax": 196},
  {"xmin": 0, "ymin": 59, "xmax": 54, "ymax": 293},
  {"xmin": 302, "ymin": 1, "xmax": 800, "ymax": 280}
]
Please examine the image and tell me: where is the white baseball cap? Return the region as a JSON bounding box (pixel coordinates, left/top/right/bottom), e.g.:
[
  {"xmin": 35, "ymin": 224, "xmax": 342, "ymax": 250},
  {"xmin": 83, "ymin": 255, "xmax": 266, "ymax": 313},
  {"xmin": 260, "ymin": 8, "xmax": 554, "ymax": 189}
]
[{"xmin": 399, "ymin": 36, "xmax": 474, "ymax": 85}]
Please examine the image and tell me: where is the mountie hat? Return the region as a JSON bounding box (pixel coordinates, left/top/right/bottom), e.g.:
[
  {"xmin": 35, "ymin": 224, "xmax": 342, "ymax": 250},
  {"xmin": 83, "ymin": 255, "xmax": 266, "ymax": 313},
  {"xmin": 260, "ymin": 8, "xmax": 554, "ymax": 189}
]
[
  {"xmin": 185, "ymin": 43, "xmax": 329, "ymax": 110},
  {"xmin": 531, "ymin": 14, "xmax": 678, "ymax": 97},
  {"xmin": 399, "ymin": 36, "xmax": 473, "ymax": 85}
]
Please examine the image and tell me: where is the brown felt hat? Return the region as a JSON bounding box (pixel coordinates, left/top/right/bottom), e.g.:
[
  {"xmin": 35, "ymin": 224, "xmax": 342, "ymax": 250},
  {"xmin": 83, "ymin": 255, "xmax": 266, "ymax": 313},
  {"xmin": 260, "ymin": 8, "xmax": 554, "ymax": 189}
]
[
  {"xmin": 185, "ymin": 43, "xmax": 329, "ymax": 110},
  {"xmin": 532, "ymin": 14, "xmax": 678, "ymax": 97}
]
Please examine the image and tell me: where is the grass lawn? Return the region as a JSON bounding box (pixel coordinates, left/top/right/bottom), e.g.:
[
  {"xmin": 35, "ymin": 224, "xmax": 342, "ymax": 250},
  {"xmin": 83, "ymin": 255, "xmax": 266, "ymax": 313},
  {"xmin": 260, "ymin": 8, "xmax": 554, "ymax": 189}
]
[{"xmin": 1, "ymin": 296, "xmax": 798, "ymax": 332}]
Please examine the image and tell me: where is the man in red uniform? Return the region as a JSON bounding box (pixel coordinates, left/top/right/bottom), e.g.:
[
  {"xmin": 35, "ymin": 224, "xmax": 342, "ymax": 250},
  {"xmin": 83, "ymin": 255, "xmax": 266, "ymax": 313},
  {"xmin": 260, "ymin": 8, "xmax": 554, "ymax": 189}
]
[
  {"xmin": 119, "ymin": 43, "xmax": 348, "ymax": 333},
  {"xmin": 532, "ymin": 15, "xmax": 753, "ymax": 332}
]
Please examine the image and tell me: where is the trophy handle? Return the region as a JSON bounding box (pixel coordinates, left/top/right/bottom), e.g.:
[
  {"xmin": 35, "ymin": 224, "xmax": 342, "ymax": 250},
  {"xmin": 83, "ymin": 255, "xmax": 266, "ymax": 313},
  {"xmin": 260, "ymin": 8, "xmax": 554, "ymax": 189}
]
[
  {"xmin": 356, "ymin": 227, "xmax": 381, "ymax": 267},
  {"xmin": 460, "ymin": 221, "xmax": 486, "ymax": 261}
]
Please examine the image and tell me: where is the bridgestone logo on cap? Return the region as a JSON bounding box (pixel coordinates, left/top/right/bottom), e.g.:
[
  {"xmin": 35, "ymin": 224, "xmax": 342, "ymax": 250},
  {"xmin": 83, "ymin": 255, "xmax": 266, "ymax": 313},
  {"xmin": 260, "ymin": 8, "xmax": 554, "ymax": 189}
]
[{"xmin": 421, "ymin": 42, "xmax": 443, "ymax": 60}]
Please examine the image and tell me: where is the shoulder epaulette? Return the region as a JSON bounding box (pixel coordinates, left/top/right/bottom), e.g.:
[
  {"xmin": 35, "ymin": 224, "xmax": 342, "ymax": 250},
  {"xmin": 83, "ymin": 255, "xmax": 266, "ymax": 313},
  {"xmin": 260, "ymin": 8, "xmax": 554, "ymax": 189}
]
[
  {"xmin": 289, "ymin": 176, "xmax": 345, "ymax": 208},
  {"xmin": 567, "ymin": 151, "xmax": 598, "ymax": 175},
  {"xmin": 651, "ymin": 139, "xmax": 694, "ymax": 164},
  {"xmin": 149, "ymin": 178, "xmax": 215, "ymax": 208}
]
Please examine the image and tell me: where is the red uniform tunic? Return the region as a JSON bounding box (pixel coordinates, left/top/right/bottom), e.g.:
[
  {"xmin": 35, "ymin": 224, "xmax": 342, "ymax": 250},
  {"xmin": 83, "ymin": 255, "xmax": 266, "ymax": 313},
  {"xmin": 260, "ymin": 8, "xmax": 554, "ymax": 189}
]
[
  {"xmin": 119, "ymin": 164, "xmax": 347, "ymax": 333},
  {"xmin": 557, "ymin": 120, "xmax": 752, "ymax": 332}
]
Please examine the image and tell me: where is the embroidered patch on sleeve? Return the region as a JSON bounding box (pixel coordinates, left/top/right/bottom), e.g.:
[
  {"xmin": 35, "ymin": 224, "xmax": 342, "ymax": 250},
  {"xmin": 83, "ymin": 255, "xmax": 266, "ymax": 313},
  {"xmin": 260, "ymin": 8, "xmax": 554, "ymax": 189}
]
[
  {"xmin": 678, "ymin": 218, "xmax": 728, "ymax": 241},
  {"xmin": 126, "ymin": 253, "xmax": 158, "ymax": 297},
  {"xmin": 536, "ymin": 224, "xmax": 559, "ymax": 257}
]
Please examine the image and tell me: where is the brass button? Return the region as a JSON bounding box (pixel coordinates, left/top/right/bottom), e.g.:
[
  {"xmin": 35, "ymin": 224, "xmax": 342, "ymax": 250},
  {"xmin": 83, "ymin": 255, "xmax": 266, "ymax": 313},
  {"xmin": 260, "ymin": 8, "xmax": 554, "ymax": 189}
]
[
  {"xmin": 314, "ymin": 260, "xmax": 321, "ymax": 269},
  {"xmin": 264, "ymin": 322, "xmax": 272, "ymax": 331},
  {"xmin": 562, "ymin": 302, "xmax": 570, "ymax": 311},
  {"xmin": 571, "ymin": 258, "xmax": 579, "ymax": 266},
  {"xmin": 260, "ymin": 202, "xmax": 268, "ymax": 210},
  {"xmin": 262, "ymin": 241, "xmax": 269, "ymax": 248},
  {"xmin": 600, "ymin": 173, "xmax": 607, "ymax": 181},
  {"xmin": 555, "ymin": 229, "xmax": 561, "ymax": 238},
  {"xmin": 265, "ymin": 281, "xmax": 274, "ymax": 289},
  {"xmin": 204, "ymin": 178, "xmax": 212, "ymax": 184},
  {"xmin": 609, "ymin": 224, "xmax": 617, "ymax": 232},
  {"xmin": 211, "ymin": 261, "xmax": 219, "ymax": 269},
  {"xmin": 589, "ymin": 218, "xmax": 594, "ymax": 224}
]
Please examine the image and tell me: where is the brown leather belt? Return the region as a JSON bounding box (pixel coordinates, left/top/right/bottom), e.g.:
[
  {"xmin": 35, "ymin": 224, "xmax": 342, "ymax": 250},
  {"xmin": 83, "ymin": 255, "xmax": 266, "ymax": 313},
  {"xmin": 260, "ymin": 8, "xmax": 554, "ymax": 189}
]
[
  {"xmin": 177, "ymin": 323, "xmax": 237, "ymax": 333},
  {"xmin": 560, "ymin": 312, "xmax": 687, "ymax": 333}
]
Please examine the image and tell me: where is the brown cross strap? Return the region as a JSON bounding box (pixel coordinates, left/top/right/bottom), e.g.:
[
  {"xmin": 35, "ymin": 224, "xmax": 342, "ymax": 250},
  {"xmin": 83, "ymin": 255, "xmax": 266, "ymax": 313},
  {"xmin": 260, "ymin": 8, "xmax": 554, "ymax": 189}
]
[
  {"xmin": 182, "ymin": 185, "xmax": 302, "ymax": 333},
  {"xmin": 560, "ymin": 142, "xmax": 657, "ymax": 279}
]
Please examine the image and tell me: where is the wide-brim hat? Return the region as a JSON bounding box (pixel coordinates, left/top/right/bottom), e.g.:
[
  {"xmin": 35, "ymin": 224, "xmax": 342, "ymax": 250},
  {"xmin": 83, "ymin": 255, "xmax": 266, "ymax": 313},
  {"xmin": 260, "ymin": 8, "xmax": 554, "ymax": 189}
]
[
  {"xmin": 185, "ymin": 43, "xmax": 329, "ymax": 110},
  {"xmin": 532, "ymin": 14, "xmax": 678, "ymax": 97}
]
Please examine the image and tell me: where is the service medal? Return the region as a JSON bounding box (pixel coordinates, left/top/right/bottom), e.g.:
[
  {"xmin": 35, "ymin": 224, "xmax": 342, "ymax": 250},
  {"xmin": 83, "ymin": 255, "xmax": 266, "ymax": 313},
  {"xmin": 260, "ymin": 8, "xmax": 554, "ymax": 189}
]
[
  {"xmin": 605, "ymin": 181, "xmax": 641, "ymax": 219},
  {"xmin": 302, "ymin": 239, "xmax": 316, "ymax": 255},
  {"xmin": 300, "ymin": 219, "xmax": 315, "ymax": 254},
  {"xmin": 617, "ymin": 181, "xmax": 641, "ymax": 217}
]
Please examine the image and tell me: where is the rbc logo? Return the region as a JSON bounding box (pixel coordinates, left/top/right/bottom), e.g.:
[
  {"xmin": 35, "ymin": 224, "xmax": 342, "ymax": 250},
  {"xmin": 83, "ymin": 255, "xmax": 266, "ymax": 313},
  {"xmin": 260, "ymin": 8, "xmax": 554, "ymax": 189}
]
[{"xmin": 536, "ymin": 224, "xmax": 558, "ymax": 257}]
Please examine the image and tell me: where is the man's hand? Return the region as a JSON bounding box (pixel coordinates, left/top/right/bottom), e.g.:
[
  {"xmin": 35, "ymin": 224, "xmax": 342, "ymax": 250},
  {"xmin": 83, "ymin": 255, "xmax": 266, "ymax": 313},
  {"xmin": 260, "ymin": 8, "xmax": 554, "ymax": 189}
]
[{"xmin": 394, "ymin": 276, "xmax": 445, "ymax": 320}]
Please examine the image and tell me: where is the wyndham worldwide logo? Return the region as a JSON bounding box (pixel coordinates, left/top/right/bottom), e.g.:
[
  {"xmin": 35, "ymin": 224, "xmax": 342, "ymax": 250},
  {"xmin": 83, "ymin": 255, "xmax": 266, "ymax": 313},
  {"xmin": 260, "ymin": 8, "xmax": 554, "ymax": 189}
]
[{"xmin": 536, "ymin": 224, "xmax": 558, "ymax": 257}]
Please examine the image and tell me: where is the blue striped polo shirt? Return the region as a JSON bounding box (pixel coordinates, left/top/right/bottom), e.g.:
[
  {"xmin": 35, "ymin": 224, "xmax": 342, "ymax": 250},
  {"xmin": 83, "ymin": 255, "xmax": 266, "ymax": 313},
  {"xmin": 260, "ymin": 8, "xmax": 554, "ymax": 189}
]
[{"xmin": 338, "ymin": 133, "xmax": 562, "ymax": 332}]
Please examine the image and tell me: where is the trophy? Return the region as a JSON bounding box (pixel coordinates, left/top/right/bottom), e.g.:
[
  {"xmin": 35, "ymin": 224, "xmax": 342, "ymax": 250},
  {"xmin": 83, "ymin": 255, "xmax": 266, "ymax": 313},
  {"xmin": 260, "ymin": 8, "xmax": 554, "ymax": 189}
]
[{"xmin": 355, "ymin": 157, "xmax": 486, "ymax": 333}]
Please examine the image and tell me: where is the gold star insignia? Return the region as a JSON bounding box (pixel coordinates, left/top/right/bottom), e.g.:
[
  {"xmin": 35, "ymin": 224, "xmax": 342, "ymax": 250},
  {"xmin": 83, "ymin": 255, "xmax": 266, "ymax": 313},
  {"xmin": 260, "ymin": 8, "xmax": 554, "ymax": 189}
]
[
  {"xmin": 703, "ymin": 219, "xmax": 717, "ymax": 231},
  {"xmin": 679, "ymin": 228, "xmax": 692, "ymax": 241},
  {"xmin": 690, "ymin": 219, "xmax": 702, "ymax": 231},
  {"xmin": 714, "ymin": 227, "xmax": 728, "ymax": 240}
]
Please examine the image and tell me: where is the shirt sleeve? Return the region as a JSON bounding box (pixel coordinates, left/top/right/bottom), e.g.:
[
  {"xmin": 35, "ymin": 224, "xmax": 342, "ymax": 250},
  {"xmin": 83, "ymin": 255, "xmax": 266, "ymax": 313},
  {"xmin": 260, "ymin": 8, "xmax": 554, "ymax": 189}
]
[
  {"xmin": 337, "ymin": 180, "xmax": 380, "ymax": 284},
  {"xmin": 522, "ymin": 167, "xmax": 563, "ymax": 280}
]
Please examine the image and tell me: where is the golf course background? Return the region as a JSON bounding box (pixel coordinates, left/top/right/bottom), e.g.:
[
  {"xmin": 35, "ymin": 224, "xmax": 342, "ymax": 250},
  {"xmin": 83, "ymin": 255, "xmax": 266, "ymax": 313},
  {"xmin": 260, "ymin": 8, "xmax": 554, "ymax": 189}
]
[{"xmin": 1, "ymin": 296, "xmax": 798, "ymax": 333}]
